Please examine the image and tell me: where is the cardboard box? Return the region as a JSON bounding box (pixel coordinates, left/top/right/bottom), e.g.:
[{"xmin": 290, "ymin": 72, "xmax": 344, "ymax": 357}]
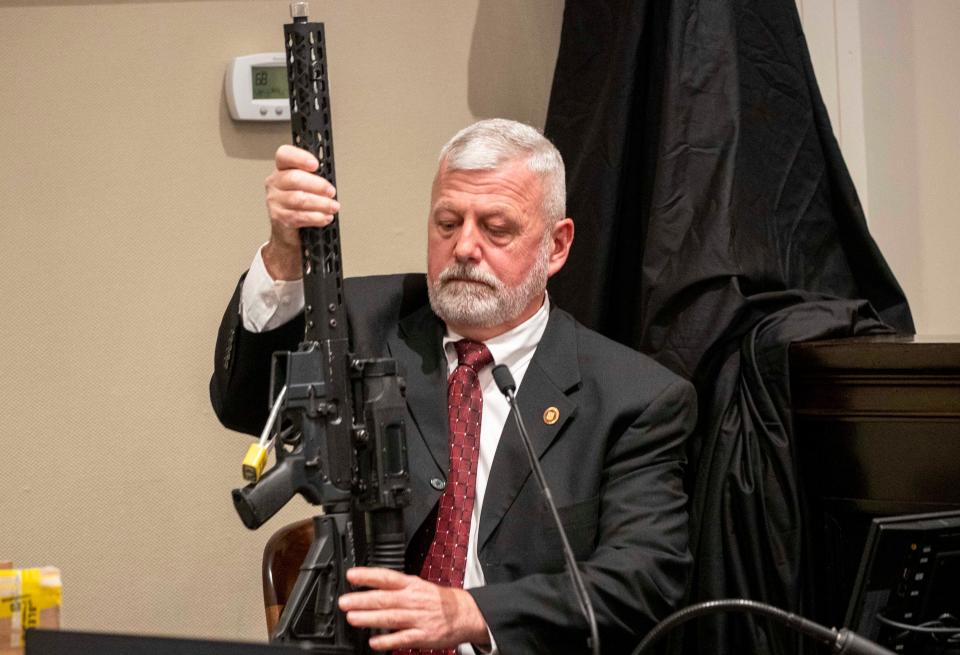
[{"xmin": 0, "ymin": 566, "xmax": 60, "ymax": 655}]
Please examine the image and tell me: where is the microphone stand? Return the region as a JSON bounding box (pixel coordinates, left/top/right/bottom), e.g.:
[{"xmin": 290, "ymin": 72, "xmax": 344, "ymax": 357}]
[{"xmin": 491, "ymin": 364, "xmax": 600, "ymax": 655}]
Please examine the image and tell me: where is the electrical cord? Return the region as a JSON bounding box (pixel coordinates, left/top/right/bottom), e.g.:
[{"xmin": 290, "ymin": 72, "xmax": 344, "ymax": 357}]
[
  {"xmin": 875, "ymin": 612, "xmax": 960, "ymax": 643},
  {"xmin": 629, "ymin": 599, "xmax": 895, "ymax": 655}
]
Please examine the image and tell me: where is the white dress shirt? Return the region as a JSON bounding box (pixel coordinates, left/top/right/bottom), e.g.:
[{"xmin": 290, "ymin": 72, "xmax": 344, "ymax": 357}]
[
  {"xmin": 240, "ymin": 244, "xmax": 305, "ymax": 332},
  {"xmin": 440, "ymin": 302, "xmax": 548, "ymax": 595},
  {"xmin": 239, "ymin": 246, "xmax": 550, "ymax": 654}
]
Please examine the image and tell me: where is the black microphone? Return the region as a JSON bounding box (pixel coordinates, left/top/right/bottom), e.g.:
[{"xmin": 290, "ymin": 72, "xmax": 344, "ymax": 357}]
[
  {"xmin": 491, "ymin": 364, "xmax": 516, "ymax": 394},
  {"xmin": 491, "ymin": 364, "xmax": 600, "ymax": 655}
]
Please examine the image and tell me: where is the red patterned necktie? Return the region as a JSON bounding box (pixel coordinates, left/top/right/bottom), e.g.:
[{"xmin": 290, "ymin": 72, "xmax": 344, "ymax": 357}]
[{"xmin": 398, "ymin": 339, "xmax": 493, "ymax": 655}]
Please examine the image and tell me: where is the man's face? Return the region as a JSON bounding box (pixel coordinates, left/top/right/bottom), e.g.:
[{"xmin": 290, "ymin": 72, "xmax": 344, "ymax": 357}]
[{"xmin": 426, "ymin": 158, "xmax": 568, "ymax": 339}]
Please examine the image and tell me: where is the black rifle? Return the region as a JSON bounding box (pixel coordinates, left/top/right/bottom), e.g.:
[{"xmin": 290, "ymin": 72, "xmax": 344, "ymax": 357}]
[{"xmin": 231, "ymin": 3, "xmax": 411, "ymax": 652}]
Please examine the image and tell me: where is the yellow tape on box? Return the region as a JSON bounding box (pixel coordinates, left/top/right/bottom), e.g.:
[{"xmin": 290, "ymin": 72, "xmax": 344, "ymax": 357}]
[{"xmin": 0, "ymin": 568, "xmax": 61, "ymax": 651}]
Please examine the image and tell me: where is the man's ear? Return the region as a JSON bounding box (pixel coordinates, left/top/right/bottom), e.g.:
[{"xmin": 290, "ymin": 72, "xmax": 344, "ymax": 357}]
[{"xmin": 546, "ymin": 218, "xmax": 574, "ymax": 278}]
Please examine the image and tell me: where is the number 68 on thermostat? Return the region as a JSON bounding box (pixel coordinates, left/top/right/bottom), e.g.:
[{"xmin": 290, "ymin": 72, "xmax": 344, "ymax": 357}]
[{"xmin": 225, "ymin": 53, "xmax": 289, "ymax": 121}]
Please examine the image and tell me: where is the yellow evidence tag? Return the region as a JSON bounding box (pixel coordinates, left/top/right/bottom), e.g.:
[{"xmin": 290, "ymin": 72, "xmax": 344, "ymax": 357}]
[{"xmin": 242, "ymin": 443, "xmax": 269, "ymax": 482}]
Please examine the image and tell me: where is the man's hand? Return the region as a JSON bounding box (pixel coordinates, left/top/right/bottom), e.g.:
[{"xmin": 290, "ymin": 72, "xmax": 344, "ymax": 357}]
[
  {"xmin": 338, "ymin": 568, "xmax": 490, "ymax": 651},
  {"xmin": 262, "ymin": 144, "xmax": 341, "ymax": 280}
]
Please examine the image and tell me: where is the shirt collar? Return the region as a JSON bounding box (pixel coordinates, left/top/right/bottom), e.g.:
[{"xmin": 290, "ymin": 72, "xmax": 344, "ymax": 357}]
[{"xmin": 442, "ymin": 294, "xmax": 551, "ymax": 371}]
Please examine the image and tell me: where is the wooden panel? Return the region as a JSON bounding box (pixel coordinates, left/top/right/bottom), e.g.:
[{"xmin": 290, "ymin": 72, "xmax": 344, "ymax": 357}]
[
  {"xmin": 792, "ymin": 336, "xmax": 960, "ymax": 510},
  {"xmin": 793, "ymin": 377, "xmax": 960, "ymax": 417},
  {"xmin": 796, "ymin": 417, "xmax": 960, "ymax": 506},
  {"xmin": 791, "ymin": 336, "xmax": 960, "ymax": 625},
  {"xmin": 791, "ymin": 334, "xmax": 960, "ymax": 371}
]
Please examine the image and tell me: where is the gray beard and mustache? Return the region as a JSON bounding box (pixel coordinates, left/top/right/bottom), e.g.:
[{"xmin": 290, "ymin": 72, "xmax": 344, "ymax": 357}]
[{"xmin": 427, "ymin": 245, "xmax": 550, "ymax": 330}]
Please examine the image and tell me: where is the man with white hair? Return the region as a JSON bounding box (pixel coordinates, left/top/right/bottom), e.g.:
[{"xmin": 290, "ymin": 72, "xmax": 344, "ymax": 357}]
[{"xmin": 211, "ymin": 118, "xmax": 696, "ymax": 653}]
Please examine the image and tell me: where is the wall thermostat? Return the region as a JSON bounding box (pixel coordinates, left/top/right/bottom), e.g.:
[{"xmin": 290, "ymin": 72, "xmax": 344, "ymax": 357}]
[{"xmin": 225, "ymin": 53, "xmax": 289, "ymax": 121}]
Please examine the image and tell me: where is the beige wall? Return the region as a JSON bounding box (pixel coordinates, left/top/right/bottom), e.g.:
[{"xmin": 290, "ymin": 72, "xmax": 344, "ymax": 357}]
[
  {"xmin": 798, "ymin": 0, "xmax": 960, "ymax": 334},
  {"xmin": 0, "ymin": 0, "xmax": 561, "ymax": 642},
  {"xmin": 0, "ymin": 0, "xmax": 957, "ymax": 646},
  {"xmin": 860, "ymin": 0, "xmax": 960, "ymax": 335}
]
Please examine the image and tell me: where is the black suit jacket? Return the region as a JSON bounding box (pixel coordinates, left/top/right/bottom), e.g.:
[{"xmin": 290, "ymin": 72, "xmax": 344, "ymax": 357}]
[{"xmin": 211, "ymin": 273, "xmax": 696, "ymax": 654}]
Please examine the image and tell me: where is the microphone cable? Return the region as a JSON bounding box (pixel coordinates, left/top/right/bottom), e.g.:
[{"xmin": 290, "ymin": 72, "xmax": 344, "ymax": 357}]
[{"xmin": 629, "ymin": 598, "xmax": 896, "ymax": 655}]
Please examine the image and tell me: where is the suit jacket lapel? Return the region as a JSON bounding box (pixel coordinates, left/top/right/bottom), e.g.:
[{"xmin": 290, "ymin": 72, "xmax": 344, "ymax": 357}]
[
  {"xmin": 478, "ymin": 308, "xmax": 581, "ymax": 551},
  {"xmin": 388, "ymin": 305, "xmax": 448, "ymax": 539}
]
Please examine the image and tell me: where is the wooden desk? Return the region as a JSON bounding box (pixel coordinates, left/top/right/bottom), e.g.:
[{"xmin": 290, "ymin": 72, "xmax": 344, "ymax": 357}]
[{"xmin": 790, "ymin": 335, "xmax": 960, "ymax": 625}]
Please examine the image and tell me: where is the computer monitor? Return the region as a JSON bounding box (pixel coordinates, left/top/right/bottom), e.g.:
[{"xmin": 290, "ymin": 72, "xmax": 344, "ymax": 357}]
[{"xmin": 845, "ymin": 510, "xmax": 960, "ymax": 653}]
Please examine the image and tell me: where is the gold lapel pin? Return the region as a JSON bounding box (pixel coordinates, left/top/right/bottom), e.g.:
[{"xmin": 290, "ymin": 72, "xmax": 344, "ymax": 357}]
[{"xmin": 543, "ymin": 406, "xmax": 560, "ymax": 425}]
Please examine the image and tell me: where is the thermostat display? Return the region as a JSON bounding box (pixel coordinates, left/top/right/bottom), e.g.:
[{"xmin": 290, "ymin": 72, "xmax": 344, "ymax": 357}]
[
  {"xmin": 226, "ymin": 53, "xmax": 290, "ymax": 121},
  {"xmin": 252, "ymin": 65, "xmax": 288, "ymax": 100}
]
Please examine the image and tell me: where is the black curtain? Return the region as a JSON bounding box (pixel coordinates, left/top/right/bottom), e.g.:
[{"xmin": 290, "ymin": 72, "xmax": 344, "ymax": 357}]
[{"xmin": 543, "ymin": 0, "xmax": 914, "ymax": 652}]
